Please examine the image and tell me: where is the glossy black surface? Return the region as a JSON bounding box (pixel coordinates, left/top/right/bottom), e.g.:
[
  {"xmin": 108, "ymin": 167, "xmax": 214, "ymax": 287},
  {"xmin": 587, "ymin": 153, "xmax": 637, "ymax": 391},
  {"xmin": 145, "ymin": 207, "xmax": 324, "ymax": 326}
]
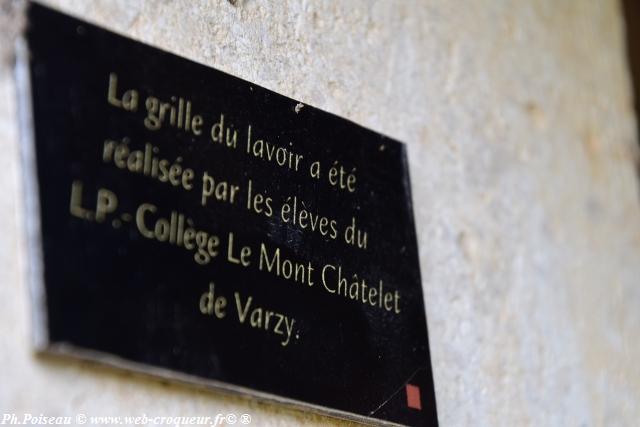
[{"xmin": 26, "ymin": 3, "xmax": 438, "ymax": 425}]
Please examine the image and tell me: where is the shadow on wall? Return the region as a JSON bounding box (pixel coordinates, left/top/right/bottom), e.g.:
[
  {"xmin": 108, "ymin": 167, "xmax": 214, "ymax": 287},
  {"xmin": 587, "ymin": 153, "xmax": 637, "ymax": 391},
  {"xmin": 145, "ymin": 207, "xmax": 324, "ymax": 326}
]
[{"xmin": 623, "ymin": 0, "xmax": 640, "ymax": 183}]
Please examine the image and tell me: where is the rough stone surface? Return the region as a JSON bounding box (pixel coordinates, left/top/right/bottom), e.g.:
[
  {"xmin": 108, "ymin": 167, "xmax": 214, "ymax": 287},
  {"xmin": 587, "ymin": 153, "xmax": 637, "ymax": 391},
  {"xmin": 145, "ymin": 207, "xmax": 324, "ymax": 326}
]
[{"xmin": 1, "ymin": 0, "xmax": 640, "ymax": 426}]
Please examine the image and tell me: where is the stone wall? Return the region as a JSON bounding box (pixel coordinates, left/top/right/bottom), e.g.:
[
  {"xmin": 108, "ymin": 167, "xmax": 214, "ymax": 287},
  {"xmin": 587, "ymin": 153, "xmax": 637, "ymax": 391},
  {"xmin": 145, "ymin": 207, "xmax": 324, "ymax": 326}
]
[{"xmin": 1, "ymin": 1, "xmax": 639, "ymax": 426}]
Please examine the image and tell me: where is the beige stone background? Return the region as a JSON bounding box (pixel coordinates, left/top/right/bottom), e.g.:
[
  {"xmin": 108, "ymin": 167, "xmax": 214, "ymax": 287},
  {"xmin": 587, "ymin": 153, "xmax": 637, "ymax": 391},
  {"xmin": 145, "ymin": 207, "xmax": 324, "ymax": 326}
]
[{"xmin": 1, "ymin": 0, "xmax": 640, "ymax": 426}]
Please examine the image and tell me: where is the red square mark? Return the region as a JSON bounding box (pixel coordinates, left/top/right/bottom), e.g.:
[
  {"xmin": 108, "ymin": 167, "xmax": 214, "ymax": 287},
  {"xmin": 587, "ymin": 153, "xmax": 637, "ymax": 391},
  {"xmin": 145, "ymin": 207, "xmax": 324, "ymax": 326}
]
[{"xmin": 406, "ymin": 384, "xmax": 422, "ymax": 410}]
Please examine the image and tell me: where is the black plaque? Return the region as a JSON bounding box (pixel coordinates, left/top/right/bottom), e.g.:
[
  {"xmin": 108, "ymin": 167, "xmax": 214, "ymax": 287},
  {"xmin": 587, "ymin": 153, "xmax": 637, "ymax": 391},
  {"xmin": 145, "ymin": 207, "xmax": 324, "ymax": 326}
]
[{"xmin": 20, "ymin": 3, "xmax": 438, "ymax": 426}]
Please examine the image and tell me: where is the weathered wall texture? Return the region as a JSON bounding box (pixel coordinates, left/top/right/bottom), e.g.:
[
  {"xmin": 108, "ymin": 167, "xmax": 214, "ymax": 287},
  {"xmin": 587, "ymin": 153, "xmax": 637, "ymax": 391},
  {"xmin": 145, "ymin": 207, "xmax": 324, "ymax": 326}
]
[{"xmin": 1, "ymin": 0, "xmax": 640, "ymax": 426}]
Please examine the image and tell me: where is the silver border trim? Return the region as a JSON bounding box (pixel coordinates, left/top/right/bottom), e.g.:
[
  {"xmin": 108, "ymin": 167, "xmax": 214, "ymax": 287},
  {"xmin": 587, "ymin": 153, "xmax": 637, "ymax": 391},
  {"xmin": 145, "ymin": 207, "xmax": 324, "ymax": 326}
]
[{"xmin": 15, "ymin": 34, "xmax": 49, "ymax": 351}]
